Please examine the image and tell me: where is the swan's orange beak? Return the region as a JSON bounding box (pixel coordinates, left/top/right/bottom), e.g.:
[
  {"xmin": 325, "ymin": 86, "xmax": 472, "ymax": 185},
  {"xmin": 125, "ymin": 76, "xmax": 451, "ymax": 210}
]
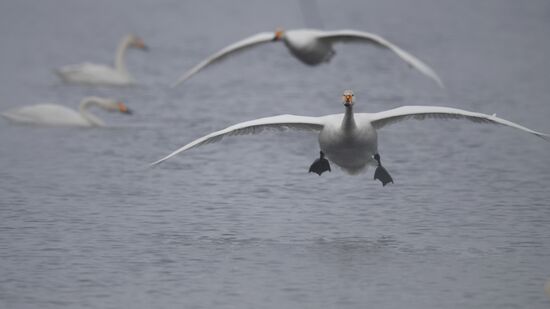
[
  {"xmin": 343, "ymin": 94, "xmax": 353, "ymax": 106},
  {"xmin": 117, "ymin": 102, "xmax": 132, "ymax": 115},
  {"xmin": 273, "ymin": 28, "xmax": 284, "ymax": 41},
  {"xmin": 133, "ymin": 38, "xmax": 149, "ymax": 51},
  {"xmin": 342, "ymin": 90, "xmax": 355, "ymax": 107}
]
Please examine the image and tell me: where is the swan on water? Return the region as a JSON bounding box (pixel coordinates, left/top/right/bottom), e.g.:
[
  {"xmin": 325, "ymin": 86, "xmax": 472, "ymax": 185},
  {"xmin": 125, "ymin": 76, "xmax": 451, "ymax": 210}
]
[
  {"xmin": 151, "ymin": 90, "xmax": 549, "ymax": 186},
  {"xmin": 172, "ymin": 28, "xmax": 443, "ymax": 87},
  {"xmin": 1, "ymin": 97, "xmax": 132, "ymax": 127},
  {"xmin": 55, "ymin": 35, "xmax": 148, "ymax": 86}
]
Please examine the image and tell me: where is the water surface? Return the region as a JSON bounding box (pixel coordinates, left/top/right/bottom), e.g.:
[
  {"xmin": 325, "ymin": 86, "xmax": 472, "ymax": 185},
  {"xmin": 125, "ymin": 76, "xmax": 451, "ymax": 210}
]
[{"xmin": 1, "ymin": 0, "xmax": 550, "ymax": 308}]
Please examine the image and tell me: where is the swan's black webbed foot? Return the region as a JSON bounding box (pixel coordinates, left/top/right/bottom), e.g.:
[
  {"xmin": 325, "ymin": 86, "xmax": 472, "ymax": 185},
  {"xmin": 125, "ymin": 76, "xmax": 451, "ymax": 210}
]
[
  {"xmin": 373, "ymin": 154, "xmax": 393, "ymax": 186},
  {"xmin": 309, "ymin": 151, "xmax": 331, "ymax": 176}
]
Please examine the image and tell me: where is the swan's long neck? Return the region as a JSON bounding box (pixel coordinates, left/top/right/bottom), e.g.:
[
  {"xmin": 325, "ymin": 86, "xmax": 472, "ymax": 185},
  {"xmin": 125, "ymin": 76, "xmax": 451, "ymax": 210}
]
[
  {"xmin": 115, "ymin": 37, "xmax": 132, "ymax": 76},
  {"xmin": 79, "ymin": 98, "xmax": 105, "ymax": 127},
  {"xmin": 341, "ymin": 105, "xmax": 357, "ymax": 132}
]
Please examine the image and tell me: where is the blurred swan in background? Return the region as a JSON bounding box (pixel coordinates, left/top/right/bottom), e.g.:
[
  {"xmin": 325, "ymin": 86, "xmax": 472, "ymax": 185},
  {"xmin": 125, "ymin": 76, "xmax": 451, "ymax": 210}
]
[
  {"xmin": 173, "ymin": 28, "xmax": 443, "ymax": 87},
  {"xmin": 152, "ymin": 90, "xmax": 548, "ymax": 186},
  {"xmin": 55, "ymin": 35, "xmax": 148, "ymax": 86},
  {"xmin": 2, "ymin": 97, "xmax": 132, "ymax": 127}
]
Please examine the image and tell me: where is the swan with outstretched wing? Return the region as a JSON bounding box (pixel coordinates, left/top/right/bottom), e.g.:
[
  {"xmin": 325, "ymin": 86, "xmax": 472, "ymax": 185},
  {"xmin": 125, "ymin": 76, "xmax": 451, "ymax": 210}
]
[
  {"xmin": 152, "ymin": 90, "xmax": 548, "ymax": 186},
  {"xmin": 173, "ymin": 28, "xmax": 443, "ymax": 87}
]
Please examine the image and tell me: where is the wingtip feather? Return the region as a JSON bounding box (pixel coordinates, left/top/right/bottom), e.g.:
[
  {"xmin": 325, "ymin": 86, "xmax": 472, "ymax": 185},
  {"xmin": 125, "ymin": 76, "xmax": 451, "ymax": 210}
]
[
  {"xmin": 149, "ymin": 157, "xmax": 168, "ymax": 167},
  {"xmin": 435, "ymin": 76, "xmax": 445, "ymax": 89},
  {"xmin": 540, "ymin": 133, "xmax": 550, "ymax": 142},
  {"xmin": 171, "ymin": 71, "xmax": 194, "ymax": 88},
  {"xmin": 149, "ymin": 160, "xmax": 162, "ymax": 167},
  {"xmin": 170, "ymin": 78, "xmax": 184, "ymax": 88}
]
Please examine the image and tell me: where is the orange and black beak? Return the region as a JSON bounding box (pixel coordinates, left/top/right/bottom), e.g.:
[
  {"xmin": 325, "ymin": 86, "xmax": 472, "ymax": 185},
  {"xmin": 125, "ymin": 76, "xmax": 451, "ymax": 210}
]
[
  {"xmin": 343, "ymin": 94, "xmax": 353, "ymax": 107},
  {"xmin": 139, "ymin": 42, "xmax": 149, "ymax": 52},
  {"xmin": 117, "ymin": 102, "xmax": 133, "ymax": 115},
  {"xmin": 273, "ymin": 29, "xmax": 284, "ymax": 41},
  {"xmin": 134, "ymin": 38, "xmax": 149, "ymax": 51}
]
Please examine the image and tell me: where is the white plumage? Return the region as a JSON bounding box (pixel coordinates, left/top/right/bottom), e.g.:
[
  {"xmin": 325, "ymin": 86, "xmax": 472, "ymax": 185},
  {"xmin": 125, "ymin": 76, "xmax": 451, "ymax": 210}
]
[
  {"xmin": 55, "ymin": 35, "xmax": 148, "ymax": 86},
  {"xmin": 152, "ymin": 90, "xmax": 548, "ymax": 178},
  {"xmin": 173, "ymin": 28, "xmax": 443, "ymax": 87},
  {"xmin": 2, "ymin": 97, "xmax": 132, "ymax": 127}
]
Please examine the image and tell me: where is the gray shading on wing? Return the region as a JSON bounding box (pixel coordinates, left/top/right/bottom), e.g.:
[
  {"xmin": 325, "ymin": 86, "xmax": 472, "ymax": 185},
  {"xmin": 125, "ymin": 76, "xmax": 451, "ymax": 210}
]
[
  {"xmin": 368, "ymin": 106, "xmax": 550, "ymax": 141},
  {"xmin": 318, "ymin": 30, "xmax": 444, "ymax": 87},
  {"xmin": 172, "ymin": 32, "xmax": 276, "ymax": 87},
  {"xmin": 151, "ymin": 115, "xmax": 325, "ymax": 166}
]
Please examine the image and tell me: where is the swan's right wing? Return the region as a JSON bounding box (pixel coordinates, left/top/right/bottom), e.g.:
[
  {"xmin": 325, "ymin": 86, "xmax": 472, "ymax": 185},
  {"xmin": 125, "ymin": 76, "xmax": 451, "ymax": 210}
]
[
  {"xmin": 369, "ymin": 106, "xmax": 550, "ymax": 141},
  {"xmin": 151, "ymin": 115, "xmax": 325, "ymax": 166},
  {"xmin": 317, "ymin": 30, "xmax": 444, "ymax": 88},
  {"xmin": 172, "ymin": 32, "xmax": 276, "ymax": 87}
]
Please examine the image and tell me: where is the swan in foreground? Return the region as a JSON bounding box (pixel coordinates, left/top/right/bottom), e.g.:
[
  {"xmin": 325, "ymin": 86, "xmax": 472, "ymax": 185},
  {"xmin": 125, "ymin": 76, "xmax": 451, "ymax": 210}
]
[
  {"xmin": 2, "ymin": 97, "xmax": 132, "ymax": 127},
  {"xmin": 152, "ymin": 90, "xmax": 549, "ymax": 186},
  {"xmin": 55, "ymin": 35, "xmax": 148, "ymax": 86},
  {"xmin": 173, "ymin": 28, "xmax": 443, "ymax": 87}
]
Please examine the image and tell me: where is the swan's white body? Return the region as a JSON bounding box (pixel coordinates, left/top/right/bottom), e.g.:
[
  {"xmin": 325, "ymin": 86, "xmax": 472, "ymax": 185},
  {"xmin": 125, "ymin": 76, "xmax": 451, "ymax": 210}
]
[
  {"xmin": 56, "ymin": 35, "xmax": 147, "ymax": 86},
  {"xmin": 152, "ymin": 95, "xmax": 549, "ymax": 177},
  {"xmin": 173, "ymin": 29, "xmax": 443, "ymax": 87},
  {"xmin": 56, "ymin": 63, "xmax": 134, "ymax": 86},
  {"xmin": 317, "ymin": 113, "xmax": 378, "ymax": 174},
  {"xmin": 2, "ymin": 97, "xmax": 131, "ymax": 127}
]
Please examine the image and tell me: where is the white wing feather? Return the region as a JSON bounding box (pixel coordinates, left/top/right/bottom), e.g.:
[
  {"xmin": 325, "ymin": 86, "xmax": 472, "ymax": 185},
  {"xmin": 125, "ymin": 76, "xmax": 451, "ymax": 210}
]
[
  {"xmin": 151, "ymin": 115, "xmax": 324, "ymax": 166},
  {"xmin": 369, "ymin": 106, "xmax": 550, "ymax": 141},
  {"xmin": 172, "ymin": 32, "xmax": 276, "ymax": 87},
  {"xmin": 318, "ymin": 30, "xmax": 444, "ymax": 87}
]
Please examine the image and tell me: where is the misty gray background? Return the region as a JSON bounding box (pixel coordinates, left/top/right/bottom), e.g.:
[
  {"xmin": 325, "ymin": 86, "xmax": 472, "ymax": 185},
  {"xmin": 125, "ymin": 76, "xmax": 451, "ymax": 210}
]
[{"xmin": 1, "ymin": 0, "xmax": 550, "ymax": 308}]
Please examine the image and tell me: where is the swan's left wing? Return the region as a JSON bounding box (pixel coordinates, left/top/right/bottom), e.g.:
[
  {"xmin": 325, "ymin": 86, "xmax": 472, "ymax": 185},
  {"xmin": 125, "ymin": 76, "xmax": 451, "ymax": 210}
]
[
  {"xmin": 317, "ymin": 30, "xmax": 443, "ymax": 87},
  {"xmin": 172, "ymin": 32, "xmax": 276, "ymax": 87},
  {"xmin": 151, "ymin": 115, "xmax": 325, "ymax": 166},
  {"xmin": 369, "ymin": 106, "xmax": 550, "ymax": 141}
]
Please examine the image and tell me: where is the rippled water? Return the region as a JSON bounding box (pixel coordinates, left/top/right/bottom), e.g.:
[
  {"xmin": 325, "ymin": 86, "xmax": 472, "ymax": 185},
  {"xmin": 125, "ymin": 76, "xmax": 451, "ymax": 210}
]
[{"xmin": 1, "ymin": 0, "xmax": 550, "ymax": 308}]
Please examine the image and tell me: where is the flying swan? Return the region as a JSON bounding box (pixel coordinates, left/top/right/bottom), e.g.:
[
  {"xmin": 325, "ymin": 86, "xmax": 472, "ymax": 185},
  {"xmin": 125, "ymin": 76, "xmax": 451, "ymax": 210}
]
[
  {"xmin": 2, "ymin": 97, "xmax": 132, "ymax": 127},
  {"xmin": 173, "ymin": 28, "xmax": 443, "ymax": 87},
  {"xmin": 151, "ymin": 90, "xmax": 549, "ymax": 186},
  {"xmin": 55, "ymin": 35, "xmax": 148, "ymax": 86}
]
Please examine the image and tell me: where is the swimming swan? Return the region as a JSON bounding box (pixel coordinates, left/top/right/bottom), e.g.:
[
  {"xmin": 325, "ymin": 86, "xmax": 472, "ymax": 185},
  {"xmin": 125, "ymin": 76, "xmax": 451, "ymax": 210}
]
[
  {"xmin": 2, "ymin": 97, "xmax": 132, "ymax": 127},
  {"xmin": 173, "ymin": 28, "xmax": 443, "ymax": 87},
  {"xmin": 55, "ymin": 35, "xmax": 148, "ymax": 86},
  {"xmin": 151, "ymin": 90, "xmax": 549, "ymax": 186}
]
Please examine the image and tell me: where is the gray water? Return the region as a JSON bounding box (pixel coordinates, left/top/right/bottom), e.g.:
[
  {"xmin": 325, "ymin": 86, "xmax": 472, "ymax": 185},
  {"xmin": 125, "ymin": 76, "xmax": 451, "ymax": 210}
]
[{"xmin": 1, "ymin": 0, "xmax": 550, "ymax": 308}]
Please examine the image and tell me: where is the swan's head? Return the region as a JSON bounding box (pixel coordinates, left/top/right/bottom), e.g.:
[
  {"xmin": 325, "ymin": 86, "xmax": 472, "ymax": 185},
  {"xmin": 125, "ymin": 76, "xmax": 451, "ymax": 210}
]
[
  {"xmin": 342, "ymin": 90, "xmax": 355, "ymax": 107},
  {"xmin": 128, "ymin": 35, "xmax": 148, "ymax": 51},
  {"xmin": 116, "ymin": 101, "xmax": 132, "ymax": 114},
  {"xmin": 100, "ymin": 98, "xmax": 133, "ymax": 115},
  {"xmin": 273, "ymin": 28, "xmax": 285, "ymax": 41}
]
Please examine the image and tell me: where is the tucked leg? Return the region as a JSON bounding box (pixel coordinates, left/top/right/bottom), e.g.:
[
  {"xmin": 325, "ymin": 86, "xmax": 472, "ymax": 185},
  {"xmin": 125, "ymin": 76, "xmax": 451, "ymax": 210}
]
[
  {"xmin": 373, "ymin": 153, "xmax": 393, "ymax": 186},
  {"xmin": 309, "ymin": 151, "xmax": 331, "ymax": 176}
]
